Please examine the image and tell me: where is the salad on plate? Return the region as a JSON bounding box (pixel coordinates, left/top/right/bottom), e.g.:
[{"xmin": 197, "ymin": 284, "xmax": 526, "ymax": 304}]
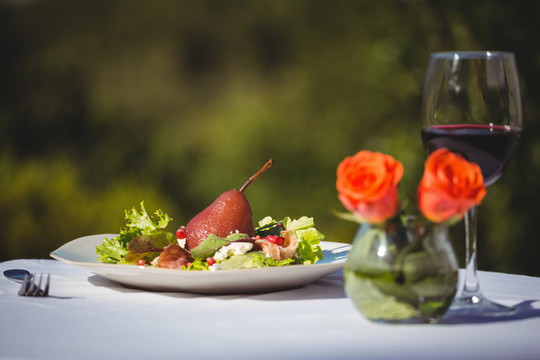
[{"xmin": 95, "ymin": 202, "xmax": 325, "ymax": 271}]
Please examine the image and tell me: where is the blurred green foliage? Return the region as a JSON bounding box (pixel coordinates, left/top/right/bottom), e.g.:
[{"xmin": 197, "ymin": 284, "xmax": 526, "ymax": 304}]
[{"xmin": 1, "ymin": 0, "xmax": 539, "ymax": 276}]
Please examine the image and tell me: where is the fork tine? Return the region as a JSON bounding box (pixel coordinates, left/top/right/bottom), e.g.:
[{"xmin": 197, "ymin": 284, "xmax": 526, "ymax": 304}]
[
  {"xmin": 42, "ymin": 274, "xmax": 50, "ymax": 296},
  {"xmin": 17, "ymin": 273, "xmax": 30, "ymax": 296},
  {"xmin": 27, "ymin": 273, "xmax": 37, "ymax": 296},
  {"xmin": 26, "ymin": 273, "xmax": 36, "ymax": 296},
  {"xmin": 16, "ymin": 273, "xmax": 50, "ymax": 297},
  {"xmin": 32, "ymin": 274, "xmax": 43, "ymax": 296}
]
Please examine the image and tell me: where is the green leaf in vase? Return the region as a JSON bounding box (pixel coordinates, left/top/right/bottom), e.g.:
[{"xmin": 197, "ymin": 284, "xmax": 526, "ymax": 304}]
[{"xmin": 344, "ymin": 270, "xmax": 417, "ymax": 320}]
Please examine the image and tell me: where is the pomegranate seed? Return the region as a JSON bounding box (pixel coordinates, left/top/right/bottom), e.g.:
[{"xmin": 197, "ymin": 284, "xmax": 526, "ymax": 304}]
[
  {"xmin": 206, "ymin": 257, "xmax": 216, "ymax": 266},
  {"xmin": 264, "ymin": 234, "xmax": 285, "ymax": 245},
  {"xmin": 176, "ymin": 228, "xmax": 186, "ymax": 239},
  {"xmin": 137, "ymin": 259, "xmax": 145, "ymax": 266}
]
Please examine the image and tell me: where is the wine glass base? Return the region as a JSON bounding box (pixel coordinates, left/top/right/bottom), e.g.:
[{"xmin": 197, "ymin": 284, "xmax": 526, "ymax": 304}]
[{"xmin": 447, "ymin": 293, "xmax": 517, "ymax": 317}]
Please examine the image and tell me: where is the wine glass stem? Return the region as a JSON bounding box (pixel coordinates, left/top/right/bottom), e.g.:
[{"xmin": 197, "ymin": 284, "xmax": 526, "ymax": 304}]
[
  {"xmin": 462, "ymin": 205, "xmax": 481, "ymax": 298},
  {"xmin": 454, "ymin": 205, "xmax": 517, "ymax": 314}
]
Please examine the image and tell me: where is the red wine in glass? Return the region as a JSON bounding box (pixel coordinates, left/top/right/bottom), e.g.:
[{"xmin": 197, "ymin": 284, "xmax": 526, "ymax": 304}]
[
  {"xmin": 421, "ymin": 124, "xmax": 521, "ymax": 186},
  {"xmin": 421, "ymin": 51, "xmax": 522, "ymax": 317}
]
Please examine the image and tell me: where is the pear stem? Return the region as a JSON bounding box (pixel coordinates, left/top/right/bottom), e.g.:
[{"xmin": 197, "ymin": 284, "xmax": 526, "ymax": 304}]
[{"xmin": 239, "ymin": 158, "xmax": 275, "ymax": 193}]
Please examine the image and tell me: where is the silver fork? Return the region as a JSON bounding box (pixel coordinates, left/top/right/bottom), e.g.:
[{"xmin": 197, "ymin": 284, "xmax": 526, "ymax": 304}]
[{"xmin": 18, "ymin": 273, "xmax": 50, "ymax": 297}]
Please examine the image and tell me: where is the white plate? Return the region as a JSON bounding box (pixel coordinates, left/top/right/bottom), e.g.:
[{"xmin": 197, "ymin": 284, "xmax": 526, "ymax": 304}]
[{"xmin": 50, "ymin": 234, "xmax": 351, "ymax": 294}]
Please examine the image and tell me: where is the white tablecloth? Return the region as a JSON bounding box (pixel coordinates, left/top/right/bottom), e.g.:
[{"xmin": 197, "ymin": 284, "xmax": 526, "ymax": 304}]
[{"xmin": 1, "ymin": 259, "xmax": 540, "ymax": 360}]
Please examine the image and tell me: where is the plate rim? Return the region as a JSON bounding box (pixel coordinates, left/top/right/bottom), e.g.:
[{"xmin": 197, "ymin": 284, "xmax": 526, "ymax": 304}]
[{"xmin": 50, "ymin": 234, "xmax": 351, "ymax": 274}]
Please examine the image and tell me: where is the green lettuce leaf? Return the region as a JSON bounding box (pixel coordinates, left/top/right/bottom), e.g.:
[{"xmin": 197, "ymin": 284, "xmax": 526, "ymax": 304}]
[
  {"xmin": 220, "ymin": 252, "xmax": 294, "ymax": 270},
  {"xmin": 190, "ymin": 232, "xmax": 251, "ymax": 259},
  {"xmin": 255, "ymin": 216, "xmax": 284, "ymax": 237},
  {"xmin": 124, "ymin": 201, "xmax": 172, "ymax": 233},
  {"xmin": 256, "ymin": 216, "xmax": 325, "ymax": 265},
  {"xmin": 122, "ymin": 231, "xmax": 176, "ymax": 264},
  {"xmin": 95, "ymin": 202, "xmax": 173, "ymax": 264},
  {"xmin": 96, "ymin": 230, "xmax": 137, "ymax": 263},
  {"xmin": 294, "ymin": 227, "xmax": 324, "ymax": 264},
  {"xmin": 184, "ymin": 258, "xmax": 211, "ymax": 271},
  {"xmin": 284, "ymin": 216, "xmax": 315, "ymax": 231}
]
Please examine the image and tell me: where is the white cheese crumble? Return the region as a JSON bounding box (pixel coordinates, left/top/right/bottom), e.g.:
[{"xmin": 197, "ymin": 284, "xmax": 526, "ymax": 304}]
[
  {"xmin": 177, "ymin": 238, "xmax": 186, "ymax": 247},
  {"xmin": 213, "ymin": 242, "xmax": 253, "ymax": 262},
  {"xmin": 209, "ymin": 263, "xmax": 222, "ymax": 271}
]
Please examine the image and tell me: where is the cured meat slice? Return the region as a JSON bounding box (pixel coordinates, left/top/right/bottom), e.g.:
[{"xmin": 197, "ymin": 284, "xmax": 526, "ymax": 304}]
[
  {"xmin": 254, "ymin": 230, "xmax": 298, "ymax": 261},
  {"xmin": 157, "ymin": 243, "xmax": 192, "ymax": 269}
]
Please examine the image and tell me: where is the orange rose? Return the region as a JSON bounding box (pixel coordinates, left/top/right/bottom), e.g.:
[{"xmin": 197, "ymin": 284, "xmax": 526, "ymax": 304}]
[
  {"xmin": 418, "ymin": 148, "xmax": 486, "ymax": 223},
  {"xmin": 337, "ymin": 150, "xmax": 403, "ymax": 224}
]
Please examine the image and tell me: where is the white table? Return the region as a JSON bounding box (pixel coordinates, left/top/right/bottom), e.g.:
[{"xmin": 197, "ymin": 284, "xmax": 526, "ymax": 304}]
[{"xmin": 1, "ymin": 259, "xmax": 540, "ymax": 360}]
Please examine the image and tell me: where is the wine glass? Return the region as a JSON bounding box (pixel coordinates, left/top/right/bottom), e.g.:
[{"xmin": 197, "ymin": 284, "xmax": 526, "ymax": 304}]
[{"xmin": 420, "ymin": 51, "xmax": 522, "ymax": 316}]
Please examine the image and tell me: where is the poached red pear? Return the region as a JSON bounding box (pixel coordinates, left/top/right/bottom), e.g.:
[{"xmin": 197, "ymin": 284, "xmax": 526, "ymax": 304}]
[{"xmin": 185, "ymin": 159, "xmax": 275, "ymax": 250}]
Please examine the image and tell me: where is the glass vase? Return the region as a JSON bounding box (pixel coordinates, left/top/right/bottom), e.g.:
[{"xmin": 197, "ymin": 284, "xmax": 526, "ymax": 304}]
[{"xmin": 344, "ymin": 217, "xmax": 458, "ymax": 323}]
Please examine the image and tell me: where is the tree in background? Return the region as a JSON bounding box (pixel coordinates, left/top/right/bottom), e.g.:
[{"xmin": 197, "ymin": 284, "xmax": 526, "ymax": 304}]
[{"xmin": 1, "ymin": 0, "xmax": 539, "ymax": 276}]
